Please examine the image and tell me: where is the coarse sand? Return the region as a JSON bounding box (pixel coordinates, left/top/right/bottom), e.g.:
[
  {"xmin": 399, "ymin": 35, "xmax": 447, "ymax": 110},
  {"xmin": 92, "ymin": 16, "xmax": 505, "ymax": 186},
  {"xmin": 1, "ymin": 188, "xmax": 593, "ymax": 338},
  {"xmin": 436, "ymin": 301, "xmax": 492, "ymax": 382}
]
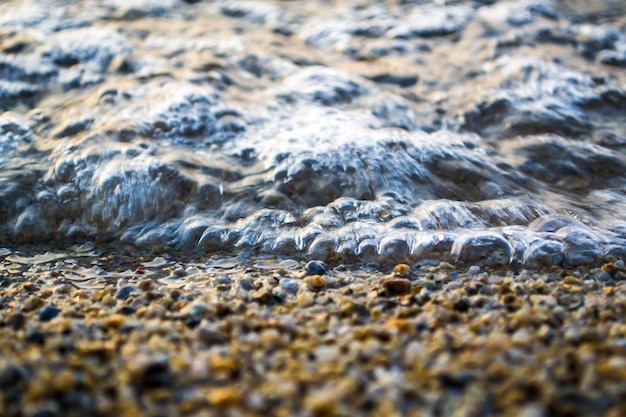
[{"xmin": 1, "ymin": 247, "xmax": 625, "ymax": 416}]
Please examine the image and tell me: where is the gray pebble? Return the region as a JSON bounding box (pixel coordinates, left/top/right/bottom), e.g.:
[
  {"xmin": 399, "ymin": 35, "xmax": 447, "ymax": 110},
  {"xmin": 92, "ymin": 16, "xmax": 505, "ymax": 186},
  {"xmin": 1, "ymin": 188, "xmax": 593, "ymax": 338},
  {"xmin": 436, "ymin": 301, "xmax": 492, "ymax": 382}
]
[
  {"xmin": 38, "ymin": 305, "xmax": 60, "ymax": 322},
  {"xmin": 280, "ymin": 278, "xmax": 299, "ymax": 294},
  {"xmin": 306, "ymin": 260, "xmax": 328, "ymax": 276},
  {"xmin": 116, "ymin": 285, "xmax": 136, "ymax": 300}
]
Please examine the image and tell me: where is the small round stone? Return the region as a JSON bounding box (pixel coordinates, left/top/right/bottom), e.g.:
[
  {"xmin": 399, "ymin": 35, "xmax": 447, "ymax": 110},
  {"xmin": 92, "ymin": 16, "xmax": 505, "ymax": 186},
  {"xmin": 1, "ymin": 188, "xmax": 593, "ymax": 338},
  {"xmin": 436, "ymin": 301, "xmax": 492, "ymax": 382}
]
[
  {"xmin": 394, "ymin": 263, "xmax": 411, "ymax": 277},
  {"xmin": 6, "ymin": 313, "xmax": 25, "ymax": 329},
  {"xmin": 196, "ymin": 325, "xmax": 225, "ymax": 345},
  {"xmin": 239, "ymin": 278, "xmax": 255, "ymax": 291},
  {"xmin": 305, "ymin": 260, "xmax": 328, "ymax": 276},
  {"xmin": 297, "ymin": 291, "xmax": 315, "ymax": 307},
  {"xmin": 137, "ymin": 278, "xmax": 153, "ymax": 291},
  {"xmin": 602, "ymin": 263, "xmax": 620, "ymax": 275},
  {"xmin": 280, "ymin": 278, "xmax": 300, "ymax": 294},
  {"xmin": 22, "ymin": 296, "xmax": 44, "ymax": 312},
  {"xmin": 103, "ymin": 314, "xmax": 126, "ymax": 329},
  {"xmin": 101, "ymin": 294, "xmax": 116, "ymax": 306},
  {"xmin": 382, "ymin": 278, "xmax": 412, "ymax": 296},
  {"xmin": 117, "ymin": 306, "xmax": 137, "ymax": 315},
  {"xmin": 38, "ymin": 305, "xmax": 60, "ymax": 322},
  {"xmin": 303, "ymin": 275, "xmax": 326, "ymax": 290},
  {"xmin": 116, "ymin": 285, "xmax": 135, "ymax": 300},
  {"xmin": 206, "ymin": 387, "xmax": 242, "ymax": 408},
  {"xmin": 25, "ymin": 329, "xmax": 45, "ymax": 345}
]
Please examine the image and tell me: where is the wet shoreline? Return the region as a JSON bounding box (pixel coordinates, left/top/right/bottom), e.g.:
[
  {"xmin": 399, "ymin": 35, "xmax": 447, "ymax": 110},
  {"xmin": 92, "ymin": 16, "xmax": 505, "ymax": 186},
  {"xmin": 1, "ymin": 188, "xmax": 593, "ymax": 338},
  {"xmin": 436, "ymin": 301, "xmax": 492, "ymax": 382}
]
[{"xmin": 1, "ymin": 1, "xmax": 626, "ymax": 414}]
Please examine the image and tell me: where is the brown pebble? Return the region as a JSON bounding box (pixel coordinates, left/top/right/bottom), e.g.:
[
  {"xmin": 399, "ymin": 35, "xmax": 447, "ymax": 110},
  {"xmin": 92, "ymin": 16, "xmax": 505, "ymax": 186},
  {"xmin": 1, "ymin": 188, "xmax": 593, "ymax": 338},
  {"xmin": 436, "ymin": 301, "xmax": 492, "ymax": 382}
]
[
  {"xmin": 501, "ymin": 293, "xmax": 522, "ymax": 311},
  {"xmin": 92, "ymin": 290, "xmax": 107, "ymax": 301},
  {"xmin": 602, "ymin": 263, "xmax": 620, "ymax": 275},
  {"xmin": 208, "ymin": 355, "xmax": 237, "ymax": 373},
  {"xmin": 54, "ymin": 284, "xmax": 74, "ymax": 295},
  {"xmin": 603, "ymin": 287, "xmax": 615, "ymax": 296},
  {"xmin": 53, "ymin": 370, "xmax": 75, "ymax": 391},
  {"xmin": 206, "ymin": 387, "xmax": 242, "ymax": 408},
  {"xmin": 196, "ymin": 325, "xmax": 225, "ymax": 345},
  {"xmin": 394, "ymin": 263, "xmax": 411, "ymax": 277},
  {"xmin": 137, "ymin": 278, "xmax": 153, "ymax": 291},
  {"xmin": 385, "ymin": 318, "xmax": 415, "ymax": 335},
  {"xmin": 103, "ymin": 314, "xmax": 126, "ymax": 329},
  {"xmin": 383, "ymin": 278, "xmax": 412, "ymax": 296},
  {"xmin": 438, "ymin": 261, "xmax": 455, "ymax": 270},
  {"xmin": 253, "ymin": 288, "xmax": 273, "ymax": 304},
  {"xmin": 297, "ymin": 292, "xmax": 315, "ymax": 307},
  {"xmin": 563, "ymin": 276, "xmax": 583, "ymax": 286},
  {"xmin": 303, "ymin": 275, "xmax": 326, "ymax": 290},
  {"xmin": 22, "ymin": 296, "xmax": 43, "ymax": 312},
  {"xmin": 76, "ymin": 340, "xmax": 115, "ymax": 359},
  {"xmin": 303, "ymin": 390, "xmax": 338, "ymax": 415}
]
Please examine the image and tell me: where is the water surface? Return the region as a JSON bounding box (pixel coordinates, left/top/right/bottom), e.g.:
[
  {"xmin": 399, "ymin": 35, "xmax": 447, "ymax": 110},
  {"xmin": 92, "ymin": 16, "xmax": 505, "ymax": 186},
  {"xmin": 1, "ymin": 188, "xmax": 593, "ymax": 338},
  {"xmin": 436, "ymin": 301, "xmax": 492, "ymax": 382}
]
[{"xmin": 1, "ymin": 0, "xmax": 626, "ymax": 268}]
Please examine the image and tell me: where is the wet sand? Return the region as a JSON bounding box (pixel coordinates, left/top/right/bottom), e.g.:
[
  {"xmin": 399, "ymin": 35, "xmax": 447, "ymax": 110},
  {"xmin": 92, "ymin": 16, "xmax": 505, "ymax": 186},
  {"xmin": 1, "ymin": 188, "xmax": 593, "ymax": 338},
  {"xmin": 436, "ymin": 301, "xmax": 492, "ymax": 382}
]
[{"xmin": 1, "ymin": 247, "xmax": 626, "ymax": 416}]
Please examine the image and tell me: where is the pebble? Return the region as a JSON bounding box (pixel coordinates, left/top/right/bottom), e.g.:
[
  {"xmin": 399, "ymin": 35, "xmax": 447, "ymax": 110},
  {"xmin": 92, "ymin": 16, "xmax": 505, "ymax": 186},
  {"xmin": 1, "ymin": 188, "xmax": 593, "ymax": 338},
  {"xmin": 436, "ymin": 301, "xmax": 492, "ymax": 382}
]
[
  {"xmin": 239, "ymin": 278, "xmax": 255, "ymax": 291},
  {"xmin": 253, "ymin": 288, "xmax": 273, "ymax": 304},
  {"xmin": 305, "ymin": 260, "xmax": 328, "ymax": 276},
  {"xmin": 382, "ymin": 278, "xmax": 412, "ymax": 296},
  {"xmin": 6, "ymin": 313, "xmax": 25, "ymax": 330},
  {"xmin": 216, "ymin": 274, "xmax": 232, "ymax": 285},
  {"xmin": 137, "ymin": 278, "xmax": 153, "ymax": 291},
  {"xmin": 101, "ymin": 295, "xmax": 116, "ymax": 306},
  {"xmin": 116, "ymin": 285, "xmax": 135, "ymax": 300},
  {"xmin": 303, "ymin": 275, "xmax": 326, "ymax": 290},
  {"xmin": 196, "ymin": 325, "xmax": 225, "ymax": 345},
  {"xmin": 597, "ymin": 272, "xmax": 613, "ymax": 282},
  {"xmin": 297, "ymin": 291, "xmax": 315, "ymax": 307},
  {"xmin": 206, "ymin": 387, "xmax": 242, "ymax": 408},
  {"xmin": 25, "ymin": 329, "xmax": 45, "ymax": 345},
  {"xmin": 117, "ymin": 306, "xmax": 137, "ymax": 315},
  {"xmin": 103, "ymin": 314, "xmax": 126, "ymax": 329},
  {"xmin": 38, "ymin": 305, "xmax": 60, "ymax": 322},
  {"xmin": 181, "ymin": 300, "xmax": 209, "ymax": 317},
  {"xmin": 127, "ymin": 357, "xmax": 172, "ymax": 389},
  {"xmin": 280, "ymin": 278, "xmax": 300, "ymax": 294},
  {"xmin": 22, "ymin": 296, "xmax": 43, "ymax": 312},
  {"xmin": 422, "ymin": 279, "xmax": 437, "ymax": 290},
  {"xmin": 394, "ymin": 263, "xmax": 411, "ymax": 277},
  {"xmin": 602, "ymin": 262, "xmax": 620, "ymax": 275}
]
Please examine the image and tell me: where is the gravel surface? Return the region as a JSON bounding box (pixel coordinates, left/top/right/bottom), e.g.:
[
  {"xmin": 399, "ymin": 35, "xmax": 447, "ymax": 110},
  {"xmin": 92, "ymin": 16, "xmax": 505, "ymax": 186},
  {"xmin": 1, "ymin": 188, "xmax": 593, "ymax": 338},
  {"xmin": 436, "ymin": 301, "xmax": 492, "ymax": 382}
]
[{"xmin": 1, "ymin": 247, "xmax": 626, "ymax": 416}]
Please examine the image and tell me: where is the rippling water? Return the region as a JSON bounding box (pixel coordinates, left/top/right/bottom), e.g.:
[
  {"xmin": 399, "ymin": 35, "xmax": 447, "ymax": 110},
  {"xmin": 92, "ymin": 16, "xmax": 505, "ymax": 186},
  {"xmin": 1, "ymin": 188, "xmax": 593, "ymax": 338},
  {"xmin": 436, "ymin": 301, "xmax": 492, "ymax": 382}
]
[{"xmin": 1, "ymin": 0, "xmax": 625, "ymax": 267}]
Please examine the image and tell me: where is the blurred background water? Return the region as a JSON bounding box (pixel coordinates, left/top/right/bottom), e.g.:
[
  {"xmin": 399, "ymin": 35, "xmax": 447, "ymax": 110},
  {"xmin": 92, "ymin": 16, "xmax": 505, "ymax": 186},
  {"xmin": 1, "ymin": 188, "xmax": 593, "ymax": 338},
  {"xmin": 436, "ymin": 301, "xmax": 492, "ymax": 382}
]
[{"xmin": 0, "ymin": 0, "xmax": 625, "ymax": 267}]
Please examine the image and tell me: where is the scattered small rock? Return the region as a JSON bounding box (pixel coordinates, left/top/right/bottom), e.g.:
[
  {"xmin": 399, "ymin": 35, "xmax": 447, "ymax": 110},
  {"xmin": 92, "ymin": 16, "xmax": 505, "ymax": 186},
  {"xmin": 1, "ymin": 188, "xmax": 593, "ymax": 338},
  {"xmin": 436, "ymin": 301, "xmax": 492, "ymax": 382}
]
[
  {"xmin": 394, "ymin": 263, "xmax": 411, "ymax": 277},
  {"xmin": 305, "ymin": 260, "xmax": 328, "ymax": 276},
  {"xmin": 382, "ymin": 278, "xmax": 412, "ymax": 296},
  {"xmin": 38, "ymin": 305, "xmax": 60, "ymax": 322},
  {"xmin": 303, "ymin": 275, "xmax": 326, "ymax": 290},
  {"xmin": 116, "ymin": 285, "xmax": 136, "ymax": 300}
]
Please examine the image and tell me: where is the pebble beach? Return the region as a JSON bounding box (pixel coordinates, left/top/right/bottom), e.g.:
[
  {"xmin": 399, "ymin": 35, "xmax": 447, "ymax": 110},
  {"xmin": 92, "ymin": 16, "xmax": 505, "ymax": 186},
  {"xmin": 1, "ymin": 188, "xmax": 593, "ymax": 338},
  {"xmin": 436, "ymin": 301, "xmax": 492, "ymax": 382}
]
[
  {"xmin": 1, "ymin": 0, "xmax": 626, "ymax": 415},
  {"xmin": 2, "ymin": 247, "xmax": 626, "ymax": 416}
]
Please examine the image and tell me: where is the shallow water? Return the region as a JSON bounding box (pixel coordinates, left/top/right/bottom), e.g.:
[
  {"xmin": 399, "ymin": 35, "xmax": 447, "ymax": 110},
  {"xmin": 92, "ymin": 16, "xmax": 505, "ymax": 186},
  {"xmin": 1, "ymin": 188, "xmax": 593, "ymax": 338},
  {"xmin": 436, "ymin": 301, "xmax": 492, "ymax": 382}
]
[{"xmin": 1, "ymin": 0, "xmax": 625, "ymax": 268}]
